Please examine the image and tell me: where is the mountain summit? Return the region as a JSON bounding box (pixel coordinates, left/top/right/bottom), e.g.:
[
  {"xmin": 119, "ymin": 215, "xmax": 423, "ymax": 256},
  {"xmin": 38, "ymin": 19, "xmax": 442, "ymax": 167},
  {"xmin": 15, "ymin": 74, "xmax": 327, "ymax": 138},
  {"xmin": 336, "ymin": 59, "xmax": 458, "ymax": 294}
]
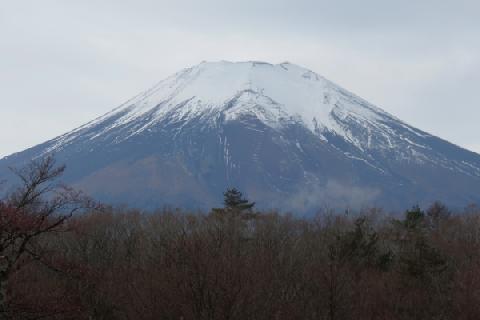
[{"xmin": 2, "ymin": 61, "xmax": 480, "ymax": 211}]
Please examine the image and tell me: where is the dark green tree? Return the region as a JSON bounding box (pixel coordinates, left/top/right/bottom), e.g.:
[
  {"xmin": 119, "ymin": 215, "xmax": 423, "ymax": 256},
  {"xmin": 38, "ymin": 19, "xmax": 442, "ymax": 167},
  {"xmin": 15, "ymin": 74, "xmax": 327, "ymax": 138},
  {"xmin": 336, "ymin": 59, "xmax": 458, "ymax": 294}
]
[
  {"xmin": 395, "ymin": 206, "xmax": 447, "ymax": 280},
  {"xmin": 223, "ymin": 188, "xmax": 255, "ymax": 212}
]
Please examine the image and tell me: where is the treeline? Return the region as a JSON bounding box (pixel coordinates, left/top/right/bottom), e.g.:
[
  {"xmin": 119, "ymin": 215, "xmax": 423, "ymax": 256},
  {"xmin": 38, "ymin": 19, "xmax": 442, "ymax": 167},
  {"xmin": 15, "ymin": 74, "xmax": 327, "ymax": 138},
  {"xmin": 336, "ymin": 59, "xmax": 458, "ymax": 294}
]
[{"xmin": 2, "ymin": 158, "xmax": 480, "ymax": 319}]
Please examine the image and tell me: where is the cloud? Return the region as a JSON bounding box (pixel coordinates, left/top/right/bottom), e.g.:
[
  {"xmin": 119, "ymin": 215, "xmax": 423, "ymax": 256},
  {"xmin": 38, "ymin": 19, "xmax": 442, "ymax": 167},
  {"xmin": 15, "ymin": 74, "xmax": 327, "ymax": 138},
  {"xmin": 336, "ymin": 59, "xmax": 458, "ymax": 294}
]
[{"xmin": 285, "ymin": 180, "xmax": 381, "ymax": 213}]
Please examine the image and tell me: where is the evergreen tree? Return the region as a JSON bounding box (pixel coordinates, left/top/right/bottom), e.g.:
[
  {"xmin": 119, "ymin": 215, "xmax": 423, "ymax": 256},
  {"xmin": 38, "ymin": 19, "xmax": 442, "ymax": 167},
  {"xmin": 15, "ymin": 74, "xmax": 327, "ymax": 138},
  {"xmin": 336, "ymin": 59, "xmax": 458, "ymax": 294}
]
[
  {"xmin": 395, "ymin": 206, "xmax": 447, "ymax": 280},
  {"xmin": 223, "ymin": 188, "xmax": 255, "ymax": 212}
]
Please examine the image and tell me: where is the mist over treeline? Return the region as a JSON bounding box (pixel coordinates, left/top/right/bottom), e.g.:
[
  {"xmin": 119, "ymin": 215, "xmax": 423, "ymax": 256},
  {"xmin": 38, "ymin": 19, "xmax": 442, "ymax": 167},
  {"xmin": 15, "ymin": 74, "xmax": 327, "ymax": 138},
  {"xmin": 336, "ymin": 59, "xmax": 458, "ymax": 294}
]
[{"xmin": 2, "ymin": 158, "xmax": 480, "ymax": 319}]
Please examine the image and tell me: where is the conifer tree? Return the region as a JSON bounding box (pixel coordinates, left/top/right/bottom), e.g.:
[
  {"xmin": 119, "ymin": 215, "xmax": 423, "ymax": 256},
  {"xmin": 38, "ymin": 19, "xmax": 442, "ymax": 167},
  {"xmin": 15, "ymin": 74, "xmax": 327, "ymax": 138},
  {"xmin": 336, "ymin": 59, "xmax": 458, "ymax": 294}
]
[{"xmin": 223, "ymin": 188, "xmax": 255, "ymax": 212}]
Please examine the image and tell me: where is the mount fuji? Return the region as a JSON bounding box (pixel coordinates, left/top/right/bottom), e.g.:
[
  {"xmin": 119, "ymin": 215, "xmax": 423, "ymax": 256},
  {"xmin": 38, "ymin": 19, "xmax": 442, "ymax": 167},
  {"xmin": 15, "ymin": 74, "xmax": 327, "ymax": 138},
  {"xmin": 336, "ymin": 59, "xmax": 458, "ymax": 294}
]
[{"xmin": 1, "ymin": 61, "xmax": 480, "ymax": 212}]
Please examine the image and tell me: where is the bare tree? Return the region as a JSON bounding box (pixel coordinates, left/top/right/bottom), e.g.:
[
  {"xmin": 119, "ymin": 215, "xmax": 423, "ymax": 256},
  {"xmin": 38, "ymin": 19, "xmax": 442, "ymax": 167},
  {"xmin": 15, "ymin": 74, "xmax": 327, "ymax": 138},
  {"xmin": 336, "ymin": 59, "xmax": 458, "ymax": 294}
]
[{"xmin": 0, "ymin": 156, "xmax": 91, "ymax": 318}]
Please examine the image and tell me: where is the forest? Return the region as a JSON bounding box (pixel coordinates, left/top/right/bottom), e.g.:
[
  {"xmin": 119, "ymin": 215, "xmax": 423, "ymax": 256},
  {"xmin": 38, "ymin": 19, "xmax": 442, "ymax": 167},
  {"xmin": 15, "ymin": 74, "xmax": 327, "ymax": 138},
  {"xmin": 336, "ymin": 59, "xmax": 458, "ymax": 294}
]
[{"xmin": 1, "ymin": 157, "xmax": 480, "ymax": 320}]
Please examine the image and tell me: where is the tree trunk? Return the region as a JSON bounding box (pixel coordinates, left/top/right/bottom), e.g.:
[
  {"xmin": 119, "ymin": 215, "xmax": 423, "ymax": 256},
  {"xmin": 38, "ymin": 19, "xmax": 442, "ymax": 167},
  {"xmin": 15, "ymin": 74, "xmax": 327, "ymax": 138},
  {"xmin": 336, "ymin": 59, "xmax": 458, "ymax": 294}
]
[{"xmin": 0, "ymin": 275, "xmax": 8, "ymax": 319}]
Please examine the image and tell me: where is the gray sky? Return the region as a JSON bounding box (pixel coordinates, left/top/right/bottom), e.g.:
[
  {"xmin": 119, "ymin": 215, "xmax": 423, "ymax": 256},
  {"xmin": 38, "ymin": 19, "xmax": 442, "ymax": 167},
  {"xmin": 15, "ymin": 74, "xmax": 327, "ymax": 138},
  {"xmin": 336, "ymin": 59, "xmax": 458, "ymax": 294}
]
[{"xmin": 1, "ymin": 0, "xmax": 479, "ymax": 157}]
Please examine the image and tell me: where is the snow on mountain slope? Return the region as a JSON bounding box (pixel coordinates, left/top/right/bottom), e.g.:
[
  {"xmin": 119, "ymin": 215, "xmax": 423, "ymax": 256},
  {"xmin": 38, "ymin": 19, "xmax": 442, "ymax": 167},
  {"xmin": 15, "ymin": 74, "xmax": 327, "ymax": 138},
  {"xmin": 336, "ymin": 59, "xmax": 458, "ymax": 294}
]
[
  {"xmin": 40, "ymin": 61, "xmax": 479, "ymax": 177},
  {"xmin": 45, "ymin": 62, "xmax": 407, "ymax": 150}
]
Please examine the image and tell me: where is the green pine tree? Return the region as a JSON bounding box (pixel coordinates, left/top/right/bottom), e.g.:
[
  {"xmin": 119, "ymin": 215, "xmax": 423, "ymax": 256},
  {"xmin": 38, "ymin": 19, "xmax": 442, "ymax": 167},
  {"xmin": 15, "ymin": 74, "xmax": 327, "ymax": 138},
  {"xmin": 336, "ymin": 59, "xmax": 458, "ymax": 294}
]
[{"xmin": 223, "ymin": 188, "xmax": 255, "ymax": 212}]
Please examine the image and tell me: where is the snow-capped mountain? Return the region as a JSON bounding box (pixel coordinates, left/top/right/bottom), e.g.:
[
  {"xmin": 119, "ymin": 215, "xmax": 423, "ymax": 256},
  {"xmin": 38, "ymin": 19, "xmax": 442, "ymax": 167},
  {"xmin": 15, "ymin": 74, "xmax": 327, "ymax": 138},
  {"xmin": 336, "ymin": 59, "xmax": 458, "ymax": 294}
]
[{"xmin": 2, "ymin": 61, "xmax": 480, "ymax": 212}]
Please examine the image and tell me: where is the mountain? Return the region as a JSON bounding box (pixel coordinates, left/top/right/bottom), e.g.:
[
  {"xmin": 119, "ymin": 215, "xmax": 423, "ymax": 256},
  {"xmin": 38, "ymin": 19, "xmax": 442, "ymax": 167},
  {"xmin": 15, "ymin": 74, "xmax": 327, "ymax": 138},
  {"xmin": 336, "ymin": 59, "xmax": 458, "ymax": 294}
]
[{"xmin": 1, "ymin": 61, "xmax": 480, "ymax": 212}]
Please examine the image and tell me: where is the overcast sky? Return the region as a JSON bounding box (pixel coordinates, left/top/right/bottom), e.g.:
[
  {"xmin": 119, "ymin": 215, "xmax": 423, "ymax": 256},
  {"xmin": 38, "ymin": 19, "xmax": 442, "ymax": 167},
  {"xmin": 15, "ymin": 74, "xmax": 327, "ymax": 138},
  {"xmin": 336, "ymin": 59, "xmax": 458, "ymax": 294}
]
[{"xmin": 1, "ymin": 0, "xmax": 479, "ymax": 157}]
